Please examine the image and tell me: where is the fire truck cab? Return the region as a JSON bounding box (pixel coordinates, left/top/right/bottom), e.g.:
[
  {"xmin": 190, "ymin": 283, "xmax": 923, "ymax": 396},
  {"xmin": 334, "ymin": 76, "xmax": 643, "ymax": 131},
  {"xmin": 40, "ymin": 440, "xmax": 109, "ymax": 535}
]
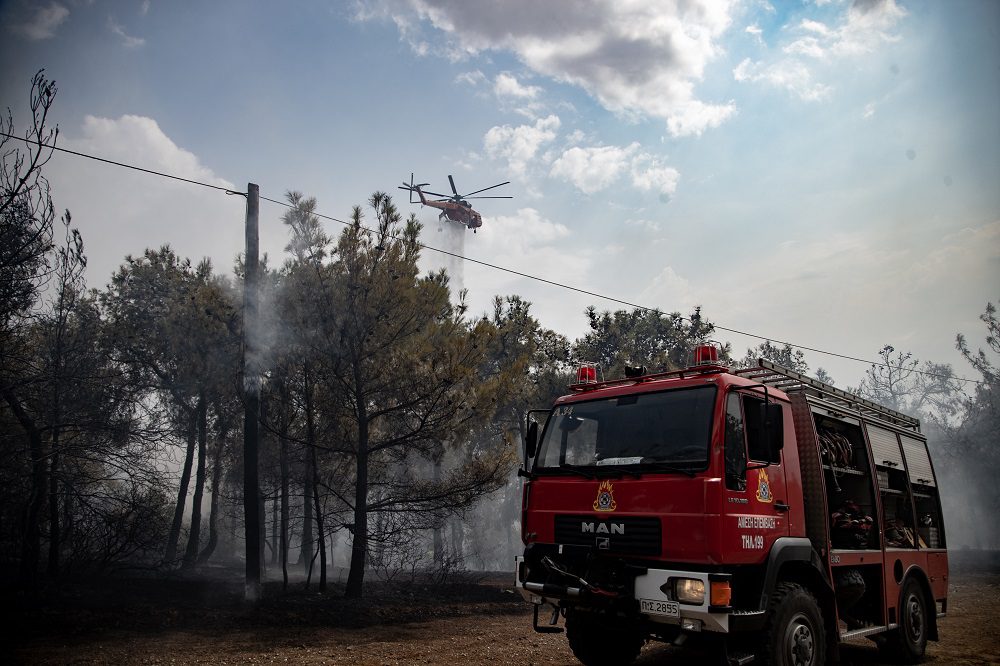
[{"xmin": 515, "ymin": 351, "xmax": 947, "ymax": 666}]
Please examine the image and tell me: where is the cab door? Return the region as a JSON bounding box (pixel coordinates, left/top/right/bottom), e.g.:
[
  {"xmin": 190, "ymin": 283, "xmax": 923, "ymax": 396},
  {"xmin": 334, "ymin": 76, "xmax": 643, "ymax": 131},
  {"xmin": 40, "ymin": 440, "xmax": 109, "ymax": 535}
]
[{"xmin": 723, "ymin": 390, "xmax": 790, "ymax": 562}]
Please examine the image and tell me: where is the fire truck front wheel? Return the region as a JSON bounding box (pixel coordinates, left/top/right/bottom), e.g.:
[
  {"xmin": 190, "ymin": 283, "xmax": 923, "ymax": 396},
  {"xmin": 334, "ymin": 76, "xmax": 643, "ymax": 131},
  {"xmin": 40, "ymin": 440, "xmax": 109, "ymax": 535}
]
[
  {"xmin": 760, "ymin": 582, "xmax": 827, "ymax": 666},
  {"xmin": 565, "ymin": 608, "xmax": 644, "ymax": 666}
]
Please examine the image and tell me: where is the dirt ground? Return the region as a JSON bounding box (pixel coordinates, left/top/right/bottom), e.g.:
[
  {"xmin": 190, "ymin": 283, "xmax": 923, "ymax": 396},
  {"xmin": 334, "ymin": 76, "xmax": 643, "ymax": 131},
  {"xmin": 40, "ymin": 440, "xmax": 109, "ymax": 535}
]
[{"xmin": 6, "ymin": 565, "xmax": 999, "ymax": 665}]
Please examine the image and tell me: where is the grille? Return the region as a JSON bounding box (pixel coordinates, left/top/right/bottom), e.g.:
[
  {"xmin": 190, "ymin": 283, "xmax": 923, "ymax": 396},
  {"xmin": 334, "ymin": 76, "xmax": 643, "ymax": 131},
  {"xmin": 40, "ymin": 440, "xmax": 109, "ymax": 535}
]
[{"xmin": 554, "ymin": 515, "xmax": 661, "ymax": 556}]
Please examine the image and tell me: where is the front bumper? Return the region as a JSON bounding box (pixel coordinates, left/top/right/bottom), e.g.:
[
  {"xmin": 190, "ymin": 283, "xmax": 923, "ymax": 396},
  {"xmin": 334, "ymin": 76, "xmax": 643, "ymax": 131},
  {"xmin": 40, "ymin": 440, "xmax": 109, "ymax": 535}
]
[{"xmin": 515, "ymin": 554, "xmax": 731, "ymax": 634}]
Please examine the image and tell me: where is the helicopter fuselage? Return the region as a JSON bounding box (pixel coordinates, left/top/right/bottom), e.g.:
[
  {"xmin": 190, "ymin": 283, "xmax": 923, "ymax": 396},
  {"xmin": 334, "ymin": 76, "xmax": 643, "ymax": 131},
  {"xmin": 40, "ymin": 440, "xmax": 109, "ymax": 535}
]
[{"xmin": 415, "ymin": 189, "xmax": 483, "ymax": 230}]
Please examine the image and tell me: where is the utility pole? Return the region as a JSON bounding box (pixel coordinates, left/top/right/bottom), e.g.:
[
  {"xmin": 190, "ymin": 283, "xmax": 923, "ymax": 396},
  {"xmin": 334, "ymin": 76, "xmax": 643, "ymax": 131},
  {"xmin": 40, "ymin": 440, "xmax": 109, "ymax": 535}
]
[{"xmin": 242, "ymin": 183, "xmax": 262, "ymax": 602}]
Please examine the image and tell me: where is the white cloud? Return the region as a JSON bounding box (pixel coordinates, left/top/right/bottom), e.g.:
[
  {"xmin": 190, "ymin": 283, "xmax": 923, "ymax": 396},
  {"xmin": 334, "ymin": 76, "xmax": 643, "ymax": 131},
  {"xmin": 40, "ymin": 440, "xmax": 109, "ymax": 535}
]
[
  {"xmin": 799, "ymin": 19, "xmax": 832, "ymax": 37},
  {"xmin": 783, "ymin": 36, "xmax": 826, "ymax": 59},
  {"xmin": 665, "ymin": 99, "xmax": 737, "ymax": 138},
  {"xmin": 493, "ymin": 72, "xmax": 540, "ymax": 100},
  {"xmin": 630, "ymin": 156, "xmax": 680, "ymax": 198},
  {"xmin": 745, "ymin": 24, "xmax": 764, "ymax": 46},
  {"xmin": 550, "ymin": 144, "xmax": 638, "ymax": 193},
  {"xmin": 109, "ymin": 17, "xmax": 145, "ymax": 48},
  {"xmin": 783, "ymin": 0, "xmax": 906, "ymax": 59},
  {"xmin": 639, "ymin": 266, "xmax": 698, "ymax": 314},
  {"xmin": 733, "ymin": 57, "xmax": 832, "ymax": 101},
  {"xmin": 485, "ymin": 207, "xmax": 570, "ymax": 244},
  {"xmin": 482, "ymin": 115, "xmax": 560, "ymax": 176},
  {"xmin": 863, "ymin": 102, "xmax": 876, "ymax": 119},
  {"xmin": 549, "ymin": 143, "xmax": 680, "ymax": 197},
  {"xmin": 141, "ymin": 0, "xmax": 151, "ymax": 16},
  {"xmin": 493, "ymin": 72, "xmax": 545, "ymax": 117},
  {"xmin": 735, "ymin": 0, "xmax": 906, "ymax": 100},
  {"xmin": 625, "ymin": 218, "xmax": 662, "ymax": 232},
  {"xmin": 455, "ymin": 70, "xmax": 485, "ymax": 86},
  {"xmin": 72, "ymin": 115, "xmax": 230, "ymax": 186},
  {"xmin": 371, "ymin": 0, "xmax": 740, "ymax": 137},
  {"xmin": 836, "ymin": 0, "xmax": 907, "ymax": 57},
  {"xmin": 47, "ymin": 115, "xmax": 250, "ymax": 290},
  {"xmin": 9, "ymin": 2, "xmax": 69, "ymax": 40}
]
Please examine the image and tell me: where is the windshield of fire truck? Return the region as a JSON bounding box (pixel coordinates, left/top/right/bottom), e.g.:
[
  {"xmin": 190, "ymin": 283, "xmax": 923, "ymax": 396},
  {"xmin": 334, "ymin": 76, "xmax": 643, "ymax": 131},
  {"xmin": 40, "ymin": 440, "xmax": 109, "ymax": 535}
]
[{"xmin": 535, "ymin": 386, "xmax": 717, "ymax": 471}]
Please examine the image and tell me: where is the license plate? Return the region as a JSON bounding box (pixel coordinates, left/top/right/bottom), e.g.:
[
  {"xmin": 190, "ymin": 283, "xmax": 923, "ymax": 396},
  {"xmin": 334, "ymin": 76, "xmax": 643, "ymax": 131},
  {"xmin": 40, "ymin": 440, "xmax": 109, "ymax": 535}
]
[{"xmin": 640, "ymin": 599, "xmax": 679, "ymax": 617}]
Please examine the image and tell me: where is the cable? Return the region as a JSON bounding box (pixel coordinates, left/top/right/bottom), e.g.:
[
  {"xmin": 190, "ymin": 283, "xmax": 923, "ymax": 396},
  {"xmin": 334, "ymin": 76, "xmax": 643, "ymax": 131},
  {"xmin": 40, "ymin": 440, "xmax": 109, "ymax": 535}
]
[
  {"xmin": 8, "ymin": 131, "xmax": 984, "ymax": 386},
  {"xmin": 258, "ymin": 195, "xmax": 984, "ymax": 386},
  {"xmin": 0, "ymin": 131, "xmax": 242, "ymax": 195}
]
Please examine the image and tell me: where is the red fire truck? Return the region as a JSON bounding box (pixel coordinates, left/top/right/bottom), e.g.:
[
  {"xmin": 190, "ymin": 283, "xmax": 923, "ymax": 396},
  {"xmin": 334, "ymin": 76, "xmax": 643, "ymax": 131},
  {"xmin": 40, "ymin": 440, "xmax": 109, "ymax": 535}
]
[{"xmin": 516, "ymin": 348, "xmax": 947, "ymax": 666}]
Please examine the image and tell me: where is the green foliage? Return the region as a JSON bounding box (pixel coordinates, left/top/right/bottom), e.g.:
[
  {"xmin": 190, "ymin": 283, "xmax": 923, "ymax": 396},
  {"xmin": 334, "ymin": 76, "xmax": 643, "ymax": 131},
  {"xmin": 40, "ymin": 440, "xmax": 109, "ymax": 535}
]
[
  {"xmin": 939, "ymin": 300, "xmax": 1000, "ymax": 548},
  {"xmin": 102, "ymin": 247, "xmax": 238, "ymax": 402},
  {"xmin": 855, "ymin": 345, "xmax": 962, "ymax": 420},
  {"xmin": 736, "ymin": 340, "xmax": 809, "ymax": 374},
  {"xmin": 574, "ymin": 305, "xmax": 723, "ymax": 378},
  {"xmin": 0, "ymin": 70, "xmax": 58, "ymax": 333}
]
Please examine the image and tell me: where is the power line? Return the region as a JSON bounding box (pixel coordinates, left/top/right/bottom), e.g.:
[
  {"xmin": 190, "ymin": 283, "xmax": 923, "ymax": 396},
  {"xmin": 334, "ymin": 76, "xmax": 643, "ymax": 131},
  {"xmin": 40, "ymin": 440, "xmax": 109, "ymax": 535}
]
[
  {"xmin": 257, "ymin": 195, "xmax": 982, "ymax": 386},
  {"xmin": 10, "ymin": 132, "xmax": 985, "ymax": 386},
  {"xmin": 0, "ymin": 131, "xmax": 242, "ymax": 195}
]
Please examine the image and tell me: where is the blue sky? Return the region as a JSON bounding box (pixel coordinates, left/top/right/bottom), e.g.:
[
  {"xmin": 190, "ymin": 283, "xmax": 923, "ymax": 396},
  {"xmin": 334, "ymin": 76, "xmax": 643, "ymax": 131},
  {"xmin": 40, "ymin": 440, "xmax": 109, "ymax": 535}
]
[{"xmin": 2, "ymin": 0, "xmax": 998, "ymax": 388}]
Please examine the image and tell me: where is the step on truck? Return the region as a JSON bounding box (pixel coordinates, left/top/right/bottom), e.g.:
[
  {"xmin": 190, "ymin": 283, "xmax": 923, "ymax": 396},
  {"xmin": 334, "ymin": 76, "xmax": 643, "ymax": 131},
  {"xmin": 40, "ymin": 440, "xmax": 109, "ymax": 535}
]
[{"xmin": 515, "ymin": 348, "xmax": 947, "ymax": 666}]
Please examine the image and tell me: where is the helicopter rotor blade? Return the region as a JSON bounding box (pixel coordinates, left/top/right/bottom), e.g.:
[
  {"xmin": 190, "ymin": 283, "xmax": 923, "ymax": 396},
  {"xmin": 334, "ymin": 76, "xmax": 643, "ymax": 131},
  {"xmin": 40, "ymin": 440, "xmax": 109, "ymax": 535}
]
[
  {"xmin": 464, "ymin": 195, "xmax": 513, "ymax": 199},
  {"xmin": 421, "ymin": 190, "xmax": 451, "ymax": 198},
  {"xmin": 448, "ymin": 175, "xmax": 459, "ymax": 196},
  {"xmin": 463, "ymin": 181, "xmax": 510, "ymax": 197}
]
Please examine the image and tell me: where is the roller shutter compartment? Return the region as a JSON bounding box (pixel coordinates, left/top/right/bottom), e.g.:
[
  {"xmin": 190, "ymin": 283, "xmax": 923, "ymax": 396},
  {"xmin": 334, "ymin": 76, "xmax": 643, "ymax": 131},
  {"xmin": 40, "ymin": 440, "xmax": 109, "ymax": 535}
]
[
  {"xmin": 900, "ymin": 436, "xmax": 936, "ymax": 487},
  {"xmin": 867, "ymin": 425, "xmax": 904, "ymax": 470}
]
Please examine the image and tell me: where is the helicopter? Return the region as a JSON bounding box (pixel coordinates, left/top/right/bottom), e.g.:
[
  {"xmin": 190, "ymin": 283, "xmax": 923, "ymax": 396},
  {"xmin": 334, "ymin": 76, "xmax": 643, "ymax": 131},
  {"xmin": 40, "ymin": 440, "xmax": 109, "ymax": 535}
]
[{"xmin": 398, "ymin": 173, "xmax": 511, "ymax": 232}]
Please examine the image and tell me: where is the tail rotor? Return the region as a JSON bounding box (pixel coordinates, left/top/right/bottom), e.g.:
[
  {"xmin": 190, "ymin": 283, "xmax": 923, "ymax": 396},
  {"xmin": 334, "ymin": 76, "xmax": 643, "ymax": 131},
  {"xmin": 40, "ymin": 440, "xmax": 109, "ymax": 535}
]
[{"xmin": 399, "ymin": 173, "xmax": 431, "ymax": 204}]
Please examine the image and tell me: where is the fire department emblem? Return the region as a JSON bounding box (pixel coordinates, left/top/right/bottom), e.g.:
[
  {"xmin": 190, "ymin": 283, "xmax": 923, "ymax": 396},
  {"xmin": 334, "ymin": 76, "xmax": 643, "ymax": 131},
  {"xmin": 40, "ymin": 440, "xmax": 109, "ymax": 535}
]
[
  {"xmin": 593, "ymin": 480, "xmax": 617, "ymax": 512},
  {"xmin": 756, "ymin": 468, "xmax": 773, "ymax": 503}
]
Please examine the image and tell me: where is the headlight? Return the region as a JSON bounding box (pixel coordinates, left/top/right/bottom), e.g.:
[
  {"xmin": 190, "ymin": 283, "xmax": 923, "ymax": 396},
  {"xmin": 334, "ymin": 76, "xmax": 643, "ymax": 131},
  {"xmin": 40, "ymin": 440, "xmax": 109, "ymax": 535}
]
[{"xmin": 673, "ymin": 578, "xmax": 705, "ymax": 605}]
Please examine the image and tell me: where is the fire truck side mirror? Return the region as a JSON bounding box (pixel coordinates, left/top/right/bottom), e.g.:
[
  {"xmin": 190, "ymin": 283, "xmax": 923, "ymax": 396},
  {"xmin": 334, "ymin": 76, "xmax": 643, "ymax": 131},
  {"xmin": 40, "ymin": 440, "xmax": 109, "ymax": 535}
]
[
  {"xmin": 762, "ymin": 403, "xmax": 785, "ymax": 461},
  {"xmin": 525, "ymin": 420, "xmax": 539, "ymax": 460}
]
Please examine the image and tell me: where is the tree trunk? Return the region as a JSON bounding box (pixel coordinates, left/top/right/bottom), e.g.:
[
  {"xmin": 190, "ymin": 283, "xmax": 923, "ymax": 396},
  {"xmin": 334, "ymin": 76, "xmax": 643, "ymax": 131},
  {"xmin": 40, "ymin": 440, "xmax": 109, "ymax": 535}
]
[
  {"xmin": 432, "ymin": 458, "xmax": 443, "ymax": 565},
  {"xmin": 304, "ymin": 363, "xmax": 326, "ymax": 590},
  {"xmin": 301, "ymin": 365, "xmax": 314, "ymax": 574},
  {"xmin": 345, "ymin": 398, "xmax": 368, "ymax": 598},
  {"xmin": 61, "ymin": 487, "xmax": 73, "ymax": 559},
  {"xmin": 502, "ymin": 480, "xmax": 518, "ymax": 569},
  {"xmin": 197, "ymin": 431, "xmax": 226, "ymax": 564},
  {"xmin": 450, "ymin": 517, "xmax": 464, "ymax": 563},
  {"xmin": 301, "ymin": 459, "xmax": 314, "ymax": 572},
  {"xmin": 280, "ymin": 430, "xmax": 289, "ymax": 590},
  {"xmin": 270, "ymin": 497, "xmax": 278, "ymax": 566},
  {"xmin": 312, "ymin": 441, "xmax": 327, "ymax": 592},
  {"xmin": 47, "ymin": 431, "xmax": 60, "ymax": 576},
  {"xmin": 258, "ymin": 494, "xmax": 266, "ymax": 577},
  {"xmin": 183, "ymin": 392, "xmax": 208, "ymax": 568},
  {"xmin": 22, "ymin": 426, "xmax": 46, "ymax": 585},
  {"xmin": 5, "ymin": 388, "xmax": 46, "ymax": 587},
  {"xmin": 165, "ymin": 406, "xmax": 196, "ymax": 564}
]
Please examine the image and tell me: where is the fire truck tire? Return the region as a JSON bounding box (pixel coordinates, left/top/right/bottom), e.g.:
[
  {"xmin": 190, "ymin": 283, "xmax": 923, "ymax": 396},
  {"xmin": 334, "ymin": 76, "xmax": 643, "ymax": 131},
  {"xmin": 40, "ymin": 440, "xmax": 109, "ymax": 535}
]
[
  {"xmin": 880, "ymin": 578, "xmax": 928, "ymax": 663},
  {"xmin": 760, "ymin": 582, "xmax": 826, "ymax": 666},
  {"xmin": 565, "ymin": 609, "xmax": 643, "ymax": 666}
]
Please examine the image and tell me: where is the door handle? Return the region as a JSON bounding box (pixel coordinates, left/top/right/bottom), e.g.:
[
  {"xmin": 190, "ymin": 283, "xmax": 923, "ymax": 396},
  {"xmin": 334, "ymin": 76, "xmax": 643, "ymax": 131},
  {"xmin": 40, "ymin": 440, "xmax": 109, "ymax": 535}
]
[{"xmin": 775, "ymin": 502, "xmax": 790, "ymax": 512}]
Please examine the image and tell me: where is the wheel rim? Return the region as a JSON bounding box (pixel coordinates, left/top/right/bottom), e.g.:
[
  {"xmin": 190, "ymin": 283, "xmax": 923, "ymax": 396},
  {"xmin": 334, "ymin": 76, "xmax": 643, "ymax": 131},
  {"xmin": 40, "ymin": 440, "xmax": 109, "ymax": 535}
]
[
  {"xmin": 905, "ymin": 591, "xmax": 925, "ymax": 644},
  {"xmin": 783, "ymin": 611, "xmax": 816, "ymax": 666}
]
